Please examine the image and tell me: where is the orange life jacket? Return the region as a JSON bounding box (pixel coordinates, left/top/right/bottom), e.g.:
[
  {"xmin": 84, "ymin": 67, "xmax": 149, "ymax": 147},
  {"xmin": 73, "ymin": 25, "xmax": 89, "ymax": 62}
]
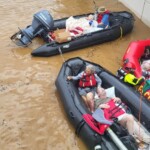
[{"xmin": 79, "ymin": 73, "xmax": 97, "ymax": 88}]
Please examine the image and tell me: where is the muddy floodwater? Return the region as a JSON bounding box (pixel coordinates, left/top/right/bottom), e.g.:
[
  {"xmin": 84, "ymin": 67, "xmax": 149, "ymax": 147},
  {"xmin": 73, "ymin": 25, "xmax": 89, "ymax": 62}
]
[{"xmin": 0, "ymin": 0, "xmax": 150, "ymax": 150}]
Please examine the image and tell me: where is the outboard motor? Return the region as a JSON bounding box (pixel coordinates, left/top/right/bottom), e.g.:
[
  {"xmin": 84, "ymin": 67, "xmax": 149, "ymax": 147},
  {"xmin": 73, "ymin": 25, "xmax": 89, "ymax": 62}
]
[{"xmin": 10, "ymin": 10, "xmax": 54, "ymax": 46}]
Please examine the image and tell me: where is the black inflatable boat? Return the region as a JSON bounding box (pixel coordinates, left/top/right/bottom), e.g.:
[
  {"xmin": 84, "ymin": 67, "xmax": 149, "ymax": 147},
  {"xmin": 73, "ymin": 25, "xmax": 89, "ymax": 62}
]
[
  {"xmin": 55, "ymin": 57, "xmax": 150, "ymax": 150},
  {"xmin": 11, "ymin": 10, "xmax": 134, "ymax": 57}
]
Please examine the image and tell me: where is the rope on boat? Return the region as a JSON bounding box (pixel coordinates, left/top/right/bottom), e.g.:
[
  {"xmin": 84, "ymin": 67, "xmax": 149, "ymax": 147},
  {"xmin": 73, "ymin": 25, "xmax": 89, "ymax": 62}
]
[
  {"xmin": 137, "ymin": 93, "xmax": 143, "ymax": 141},
  {"xmin": 58, "ymin": 47, "xmax": 65, "ymax": 63},
  {"xmin": 119, "ymin": 26, "xmax": 123, "ymax": 39},
  {"xmin": 75, "ymin": 119, "xmax": 85, "ymax": 136},
  {"xmin": 92, "ymin": 0, "xmax": 98, "ymax": 12}
]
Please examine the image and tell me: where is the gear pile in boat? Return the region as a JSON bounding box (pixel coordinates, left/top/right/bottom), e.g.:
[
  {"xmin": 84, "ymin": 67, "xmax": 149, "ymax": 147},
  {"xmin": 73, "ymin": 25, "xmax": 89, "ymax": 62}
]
[{"xmin": 116, "ymin": 39, "xmax": 150, "ymax": 101}]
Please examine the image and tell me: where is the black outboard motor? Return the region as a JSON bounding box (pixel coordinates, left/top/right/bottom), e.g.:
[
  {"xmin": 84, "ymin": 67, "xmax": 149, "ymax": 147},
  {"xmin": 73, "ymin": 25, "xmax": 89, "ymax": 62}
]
[{"xmin": 10, "ymin": 10, "xmax": 54, "ymax": 47}]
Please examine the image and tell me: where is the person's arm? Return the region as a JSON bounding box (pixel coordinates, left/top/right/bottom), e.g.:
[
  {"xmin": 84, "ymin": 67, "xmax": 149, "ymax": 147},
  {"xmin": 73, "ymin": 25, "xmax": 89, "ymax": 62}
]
[
  {"xmin": 94, "ymin": 74, "xmax": 102, "ymax": 87},
  {"xmin": 97, "ymin": 97, "xmax": 111, "ymax": 109},
  {"xmin": 113, "ymin": 97, "xmax": 121, "ymax": 103},
  {"xmin": 67, "ymin": 71, "xmax": 84, "ymax": 80},
  {"xmin": 98, "ymin": 97, "xmax": 120, "ymax": 109},
  {"xmin": 99, "ymin": 103, "xmax": 110, "ymax": 109}
]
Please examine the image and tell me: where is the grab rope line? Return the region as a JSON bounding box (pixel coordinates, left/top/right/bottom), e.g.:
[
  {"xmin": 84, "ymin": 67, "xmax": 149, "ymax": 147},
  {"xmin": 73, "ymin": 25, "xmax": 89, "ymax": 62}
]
[
  {"xmin": 138, "ymin": 92, "xmax": 143, "ymax": 141},
  {"xmin": 75, "ymin": 119, "xmax": 85, "ymax": 136},
  {"xmin": 58, "ymin": 47, "xmax": 65, "ymax": 63},
  {"xmin": 92, "ymin": 0, "xmax": 98, "ymax": 12},
  {"xmin": 119, "ymin": 26, "xmax": 123, "ymax": 39}
]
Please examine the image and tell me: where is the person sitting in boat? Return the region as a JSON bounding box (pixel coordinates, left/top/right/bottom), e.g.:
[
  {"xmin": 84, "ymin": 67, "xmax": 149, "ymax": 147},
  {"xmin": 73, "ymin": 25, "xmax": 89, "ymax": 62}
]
[
  {"xmin": 67, "ymin": 65, "xmax": 102, "ymax": 113},
  {"xmin": 94, "ymin": 87, "xmax": 150, "ymax": 146},
  {"xmin": 96, "ymin": 6, "xmax": 110, "ymax": 29}
]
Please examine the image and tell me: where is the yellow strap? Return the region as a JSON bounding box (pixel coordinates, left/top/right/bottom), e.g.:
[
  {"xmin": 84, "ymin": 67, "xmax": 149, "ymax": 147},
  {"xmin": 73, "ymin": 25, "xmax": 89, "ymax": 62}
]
[{"xmin": 120, "ymin": 26, "xmax": 123, "ymax": 38}]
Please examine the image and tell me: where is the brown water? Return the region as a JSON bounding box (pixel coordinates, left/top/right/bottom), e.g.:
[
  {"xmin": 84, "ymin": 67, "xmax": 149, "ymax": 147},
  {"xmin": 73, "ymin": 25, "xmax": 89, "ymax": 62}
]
[{"xmin": 0, "ymin": 0, "xmax": 150, "ymax": 150}]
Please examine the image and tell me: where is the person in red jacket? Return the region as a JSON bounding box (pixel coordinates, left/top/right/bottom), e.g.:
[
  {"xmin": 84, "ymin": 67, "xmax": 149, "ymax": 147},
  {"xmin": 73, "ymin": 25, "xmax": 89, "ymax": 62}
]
[
  {"xmin": 96, "ymin": 6, "xmax": 110, "ymax": 29},
  {"xmin": 95, "ymin": 87, "xmax": 150, "ymax": 145},
  {"xmin": 67, "ymin": 64, "xmax": 102, "ymax": 113}
]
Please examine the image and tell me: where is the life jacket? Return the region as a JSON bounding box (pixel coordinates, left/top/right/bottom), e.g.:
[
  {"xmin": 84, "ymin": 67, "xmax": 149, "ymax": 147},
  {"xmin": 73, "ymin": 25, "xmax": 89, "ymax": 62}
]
[
  {"xmin": 82, "ymin": 99, "xmax": 126, "ymax": 135},
  {"xmin": 83, "ymin": 113, "xmax": 110, "ymax": 135},
  {"xmin": 97, "ymin": 10, "xmax": 110, "ymax": 23},
  {"xmin": 79, "ymin": 72, "xmax": 97, "ymax": 88},
  {"xmin": 103, "ymin": 99, "xmax": 126, "ymax": 120}
]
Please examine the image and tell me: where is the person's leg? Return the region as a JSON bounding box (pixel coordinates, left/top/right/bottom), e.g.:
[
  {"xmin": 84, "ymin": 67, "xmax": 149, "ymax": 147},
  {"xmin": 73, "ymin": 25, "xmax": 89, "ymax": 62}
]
[
  {"xmin": 86, "ymin": 92, "xmax": 94, "ymax": 113},
  {"xmin": 79, "ymin": 88, "xmax": 91, "ymax": 110},
  {"xmin": 81, "ymin": 95, "xmax": 90, "ymax": 110},
  {"xmin": 118, "ymin": 114, "xmax": 134, "ymax": 135},
  {"xmin": 97, "ymin": 24, "xmax": 105, "ymax": 29},
  {"xmin": 133, "ymin": 120, "xmax": 150, "ymax": 144},
  {"xmin": 119, "ymin": 114, "xmax": 150, "ymax": 144}
]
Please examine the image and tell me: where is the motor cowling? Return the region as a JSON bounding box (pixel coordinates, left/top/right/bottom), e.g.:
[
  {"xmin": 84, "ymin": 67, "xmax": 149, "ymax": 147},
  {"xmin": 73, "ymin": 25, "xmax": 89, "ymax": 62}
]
[{"xmin": 11, "ymin": 10, "xmax": 54, "ymax": 46}]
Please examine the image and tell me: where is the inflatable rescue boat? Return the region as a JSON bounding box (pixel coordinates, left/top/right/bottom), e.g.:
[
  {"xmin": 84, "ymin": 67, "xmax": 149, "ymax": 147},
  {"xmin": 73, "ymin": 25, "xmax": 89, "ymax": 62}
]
[
  {"xmin": 55, "ymin": 57, "xmax": 150, "ymax": 150},
  {"xmin": 10, "ymin": 10, "xmax": 134, "ymax": 57}
]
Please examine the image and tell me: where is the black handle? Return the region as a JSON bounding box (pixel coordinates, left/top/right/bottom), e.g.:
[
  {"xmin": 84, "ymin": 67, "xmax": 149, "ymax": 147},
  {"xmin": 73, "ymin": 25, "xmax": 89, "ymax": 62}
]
[{"xmin": 69, "ymin": 111, "xmax": 75, "ymax": 119}]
